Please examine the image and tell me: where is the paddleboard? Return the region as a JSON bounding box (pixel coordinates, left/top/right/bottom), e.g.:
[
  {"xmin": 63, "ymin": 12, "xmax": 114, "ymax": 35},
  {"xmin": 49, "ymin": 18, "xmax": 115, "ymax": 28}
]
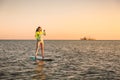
[{"xmin": 30, "ymin": 56, "xmax": 53, "ymax": 61}]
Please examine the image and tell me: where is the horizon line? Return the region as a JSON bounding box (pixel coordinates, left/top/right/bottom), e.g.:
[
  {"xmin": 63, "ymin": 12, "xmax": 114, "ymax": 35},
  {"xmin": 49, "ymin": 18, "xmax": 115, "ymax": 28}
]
[{"xmin": 0, "ymin": 39, "xmax": 120, "ymax": 41}]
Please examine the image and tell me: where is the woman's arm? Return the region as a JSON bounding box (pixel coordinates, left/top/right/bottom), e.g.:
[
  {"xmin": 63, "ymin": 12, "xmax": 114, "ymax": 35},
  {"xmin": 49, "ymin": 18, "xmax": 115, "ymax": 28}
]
[{"xmin": 43, "ymin": 30, "xmax": 46, "ymax": 36}]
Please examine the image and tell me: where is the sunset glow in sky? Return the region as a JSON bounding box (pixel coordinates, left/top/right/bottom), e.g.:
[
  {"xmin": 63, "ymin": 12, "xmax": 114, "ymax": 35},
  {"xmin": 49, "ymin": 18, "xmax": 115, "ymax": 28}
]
[{"xmin": 0, "ymin": 0, "xmax": 120, "ymax": 40}]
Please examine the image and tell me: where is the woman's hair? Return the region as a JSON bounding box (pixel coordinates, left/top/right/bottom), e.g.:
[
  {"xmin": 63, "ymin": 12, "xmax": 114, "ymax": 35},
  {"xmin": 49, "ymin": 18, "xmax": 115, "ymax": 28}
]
[{"xmin": 36, "ymin": 26, "xmax": 41, "ymax": 32}]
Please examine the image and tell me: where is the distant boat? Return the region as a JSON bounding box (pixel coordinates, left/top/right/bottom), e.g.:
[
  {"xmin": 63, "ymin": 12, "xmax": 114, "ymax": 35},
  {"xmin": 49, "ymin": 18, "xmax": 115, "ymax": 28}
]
[{"xmin": 80, "ymin": 37, "xmax": 96, "ymax": 40}]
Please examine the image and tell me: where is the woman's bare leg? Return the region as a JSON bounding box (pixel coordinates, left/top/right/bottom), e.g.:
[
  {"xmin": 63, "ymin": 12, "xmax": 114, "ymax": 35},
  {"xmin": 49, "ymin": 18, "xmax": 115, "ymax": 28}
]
[
  {"xmin": 35, "ymin": 41, "xmax": 40, "ymax": 58},
  {"xmin": 40, "ymin": 42, "xmax": 44, "ymax": 59}
]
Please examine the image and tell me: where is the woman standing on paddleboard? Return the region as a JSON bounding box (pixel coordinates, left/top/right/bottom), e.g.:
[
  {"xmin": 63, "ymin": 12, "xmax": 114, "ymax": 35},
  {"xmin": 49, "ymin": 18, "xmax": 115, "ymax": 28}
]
[{"xmin": 35, "ymin": 26, "xmax": 46, "ymax": 59}]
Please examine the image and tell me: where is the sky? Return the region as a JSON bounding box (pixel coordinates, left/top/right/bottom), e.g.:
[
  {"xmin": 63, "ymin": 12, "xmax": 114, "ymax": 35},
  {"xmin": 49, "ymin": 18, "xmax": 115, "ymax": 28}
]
[{"xmin": 0, "ymin": 0, "xmax": 120, "ymax": 40}]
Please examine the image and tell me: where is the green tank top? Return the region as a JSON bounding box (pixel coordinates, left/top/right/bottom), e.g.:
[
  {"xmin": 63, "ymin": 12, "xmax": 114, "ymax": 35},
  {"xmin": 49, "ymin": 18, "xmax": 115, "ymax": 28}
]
[{"xmin": 35, "ymin": 31, "xmax": 43, "ymax": 40}]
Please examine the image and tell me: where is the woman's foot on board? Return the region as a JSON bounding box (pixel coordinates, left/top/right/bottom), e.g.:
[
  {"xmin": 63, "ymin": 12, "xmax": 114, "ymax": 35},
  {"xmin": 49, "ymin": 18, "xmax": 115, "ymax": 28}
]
[
  {"xmin": 42, "ymin": 56, "xmax": 44, "ymax": 59},
  {"xmin": 35, "ymin": 54, "xmax": 38, "ymax": 60}
]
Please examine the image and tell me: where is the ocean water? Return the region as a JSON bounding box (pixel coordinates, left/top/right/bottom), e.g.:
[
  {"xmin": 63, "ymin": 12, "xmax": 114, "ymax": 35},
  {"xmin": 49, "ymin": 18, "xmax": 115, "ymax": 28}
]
[{"xmin": 0, "ymin": 40, "xmax": 120, "ymax": 80}]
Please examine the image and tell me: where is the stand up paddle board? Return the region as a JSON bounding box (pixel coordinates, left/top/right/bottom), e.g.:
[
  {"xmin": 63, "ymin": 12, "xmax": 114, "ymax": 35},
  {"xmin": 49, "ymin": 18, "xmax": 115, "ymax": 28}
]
[{"xmin": 30, "ymin": 56, "xmax": 53, "ymax": 61}]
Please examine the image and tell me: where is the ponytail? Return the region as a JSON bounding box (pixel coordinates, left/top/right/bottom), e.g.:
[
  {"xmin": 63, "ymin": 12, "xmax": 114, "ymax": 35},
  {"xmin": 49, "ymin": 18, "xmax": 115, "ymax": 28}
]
[{"xmin": 36, "ymin": 27, "xmax": 40, "ymax": 32}]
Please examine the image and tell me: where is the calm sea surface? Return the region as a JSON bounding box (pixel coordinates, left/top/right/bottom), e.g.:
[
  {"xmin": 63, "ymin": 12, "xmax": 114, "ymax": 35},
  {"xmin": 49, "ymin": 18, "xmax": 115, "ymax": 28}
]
[{"xmin": 0, "ymin": 40, "xmax": 120, "ymax": 80}]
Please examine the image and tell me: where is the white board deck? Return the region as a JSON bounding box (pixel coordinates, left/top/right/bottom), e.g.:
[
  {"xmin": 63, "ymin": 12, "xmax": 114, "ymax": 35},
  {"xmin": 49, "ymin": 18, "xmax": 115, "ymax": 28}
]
[{"xmin": 30, "ymin": 56, "xmax": 53, "ymax": 61}]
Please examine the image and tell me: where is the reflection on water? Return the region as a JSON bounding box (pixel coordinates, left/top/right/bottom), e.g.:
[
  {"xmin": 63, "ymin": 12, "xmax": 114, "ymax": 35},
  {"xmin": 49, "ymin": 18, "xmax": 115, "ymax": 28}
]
[{"xmin": 32, "ymin": 60, "xmax": 46, "ymax": 80}]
